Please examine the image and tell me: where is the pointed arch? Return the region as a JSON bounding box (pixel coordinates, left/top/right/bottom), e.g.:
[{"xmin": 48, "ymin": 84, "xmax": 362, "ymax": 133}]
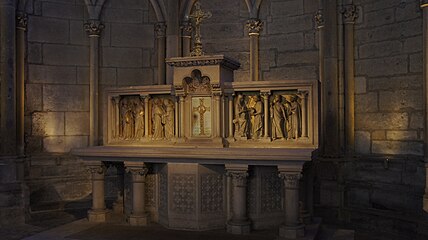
[
  {"xmin": 149, "ymin": 0, "xmax": 167, "ymax": 22},
  {"xmin": 179, "ymin": 0, "xmax": 197, "ymax": 21},
  {"xmin": 84, "ymin": 0, "xmax": 107, "ymax": 20},
  {"xmin": 244, "ymin": 0, "xmax": 263, "ymax": 19}
]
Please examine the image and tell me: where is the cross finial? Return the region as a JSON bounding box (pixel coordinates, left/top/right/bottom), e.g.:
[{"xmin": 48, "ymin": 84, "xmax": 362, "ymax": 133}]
[{"xmin": 189, "ymin": 1, "xmax": 212, "ymax": 56}]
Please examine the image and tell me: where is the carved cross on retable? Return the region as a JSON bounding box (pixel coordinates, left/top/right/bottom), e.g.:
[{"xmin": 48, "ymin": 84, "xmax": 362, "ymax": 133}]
[
  {"xmin": 189, "ymin": 1, "xmax": 212, "ymax": 56},
  {"xmin": 193, "ymin": 98, "xmax": 210, "ymax": 136}
]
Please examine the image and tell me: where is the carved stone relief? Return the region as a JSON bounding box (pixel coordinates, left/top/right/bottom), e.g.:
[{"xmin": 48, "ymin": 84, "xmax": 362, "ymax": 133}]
[
  {"xmin": 201, "ymin": 174, "xmax": 224, "ymax": 213},
  {"xmin": 233, "ymin": 93, "xmax": 265, "ymax": 140},
  {"xmin": 118, "ymin": 96, "xmax": 145, "ymax": 140},
  {"xmin": 151, "ymin": 97, "xmax": 175, "ymax": 140},
  {"xmin": 270, "ymin": 94, "xmax": 303, "ymax": 140},
  {"xmin": 183, "ymin": 69, "xmax": 211, "ymax": 94}
]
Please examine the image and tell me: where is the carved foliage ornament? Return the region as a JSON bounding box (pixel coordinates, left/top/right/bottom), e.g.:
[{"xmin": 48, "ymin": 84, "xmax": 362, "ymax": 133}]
[
  {"xmin": 88, "ymin": 165, "xmax": 106, "ymax": 174},
  {"xmin": 342, "ymin": 5, "xmax": 359, "ymax": 24},
  {"xmin": 227, "ymin": 171, "xmax": 248, "ymax": 186},
  {"xmin": 126, "ymin": 166, "xmax": 149, "ymax": 176},
  {"xmin": 246, "ymin": 18, "xmax": 263, "ymax": 35},
  {"xmin": 279, "ymin": 172, "xmax": 302, "ymax": 189},
  {"xmin": 16, "ymin": 12, "xmax": 27, "ymax": 30},
  {"xmin": 84, "ymin": 20, "xmax": 104, "ymax": 37},
  {"xmin": 314, "ymin": 10, "xmax": 324, "ymax": 28},
  {"xmin": 183, "ymin": 69, "xmax": 211, "ymax": 94},
  {"xmin": 155, "ymin": 22, "xmax": 167, "ymax": 38},
  {"xmin": 180, "ymin": 20, "xmax": 193, "ymax": 36}
]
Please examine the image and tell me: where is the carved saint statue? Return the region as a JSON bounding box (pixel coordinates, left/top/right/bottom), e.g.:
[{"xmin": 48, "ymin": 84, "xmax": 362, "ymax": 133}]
[
  {"xmin": 152, "ymin": 98, "xmax": 166, "ymax": 139},
  {"xmin": 134, "ymin": 99, "xmax": 145, "ymax": 139},
  {"xmin": 233, "ymin": 94, "xmax": 249, "ymax": 138},
  {"xmin": 164, "ymin": 98, "xmax": 175, "ymax": 139},
  {"xmin": 288, "ymin": 95, "xmax": 302, "ymax": 139},
  {"xmin": 123, "ymin": 102, "xmax": 134, "ymax": 140},
  {"xmin": 250, "ymin": 95, "xmax": 263, "ymax": 138},
  {"xmin": 119, "ymin": 98, "xmax": 128, "ymax": 138},
  {"xmin": 270, "ymin": 95, "xmax": 287, "ymax": 140}
]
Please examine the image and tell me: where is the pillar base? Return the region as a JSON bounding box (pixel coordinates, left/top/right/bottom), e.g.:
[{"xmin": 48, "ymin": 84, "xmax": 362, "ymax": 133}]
[
  {"xmin": 128, "ymin": 213, "xmax": 149, "ymax": 226},
  {"xmin": 278, "ymin": 224, "xmax": 305, "ymax": 239},
  {"xmin": 423, "ymin": 194, "xmax": 428, "ymax": 212},
  {"xmin": 88, "ymin": 209, "xmax": 111, "ymax": 222},
  {"xmin": 226, "ymin": 220, "xmax": 251, "ymax": 234}
]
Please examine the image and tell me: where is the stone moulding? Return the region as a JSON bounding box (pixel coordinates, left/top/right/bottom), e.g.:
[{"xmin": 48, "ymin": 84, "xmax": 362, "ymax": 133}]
[{"xmin": 166, "ymin": 55, "xmax": 240, "ymax": 70}]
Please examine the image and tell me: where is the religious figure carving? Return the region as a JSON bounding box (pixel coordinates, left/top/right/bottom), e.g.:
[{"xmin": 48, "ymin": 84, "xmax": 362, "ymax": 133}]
[
  {"xmin": 270, "ymin": 95, "xmax": 287, "ymax": 140},
  {"xmin": 249, "ymin": 95, "xmax": 263, "ymax": 139},
  {"xmin": 193, "ymin": 98, "xmax": 210, "ymax": 136},
  {"xmin": 134, "ymin": 98, "xmax": 145, "ymax": 139},
  {"xmin": 164, "ymin": 99, "xmax": 175, "ymax": 139},
  {"xmin": 288, "ymin": 95, "xmax": 302, "ymax": 139},
  {"xmin": 183, "ymin": 69, "xmax": 211, "ymax": 94},
  {"xmin": 152, "ymin": 98, "xmax": 166, "ymax": 139},
  {"xmin": 233, "ymin": 94, "xmax": 249, "ymax": 139}
]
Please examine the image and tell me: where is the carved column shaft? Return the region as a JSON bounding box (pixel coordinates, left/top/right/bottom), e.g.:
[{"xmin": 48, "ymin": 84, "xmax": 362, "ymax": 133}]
[
  {"xmin": 156, "ymin": 22, "xmax": 167, "ymax": 85},
  {"xmin": 181, "ymin": 21, "xmax": 192, "ymax": 57},
  {"xmin": 228, "ymin": 94, "xmax": 234, "ymax": 138},
  {"xmin": 421, "ymin": 2, "xmax": 428, "ymax": 212},
  {"xmin": 174, "ymin": 96, "xmax": 179, "ymax": 138},
  {"xmin": 279, "ymin": 171, "xmax": 304, "ymax": 239},
  {"xmin": 0, "ymin": 1, "xmax": 17, "ymax": 155},
  {"xmin": 85, "ymin": 20, "xmax": 104, "ymax": 146},
  {"xmin": 262, "ymin": 92, "xmax": 270, "ymax": 138},
  {"xmin": 226, "ymin": 167, "xmax": 250, "ymax": 234},
  {"xmin": 247, "ymin": 19, "xmax": 263, "ymax": 82},
  {"xmin": 315, "ymin": 10, "xmax": 325, "ymax": 149},
  {"xmin": 16, "ymin": 12, "xmax": 26, "ymax": 156},
  {"xmin": 179, "ymin": 95, "xmax": 185, "ymax": 138},
  {"xmin": 88, "ymin": 165, "xmax": 106, "ymax": 211},
  {"xmin": 343, "ymin": 5, "xmax": 358, "ymax": 155},
  {"xmin": 144, "ymin": 96, "xmax": 150, "ymax": 137}
]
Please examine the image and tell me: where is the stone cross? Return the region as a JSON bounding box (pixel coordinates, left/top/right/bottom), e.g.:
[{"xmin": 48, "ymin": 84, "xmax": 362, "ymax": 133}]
[
  {"xmin": 189, "ymin": 1, "xmax": 212, "ymax": 56},
  {"xmin": 193, "ymin": 98, "xmax": 210, "ymax": 136}
]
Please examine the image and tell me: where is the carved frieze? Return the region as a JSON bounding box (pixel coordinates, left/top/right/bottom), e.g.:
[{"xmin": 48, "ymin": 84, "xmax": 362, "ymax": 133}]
[
  {"xmin": 118, "ymin": 96, "xmax": 145, "ymax": 141},
  {"xmin": 270, "ymin": 93, "xmax": 303, "ymax": 141},
  {"xmin": 151, "ymin": 96, "xmax": 175, "ymax": 140},
  {"xmin": 233, "ymin": 93, "xmax": 264, "ymax": 140}
]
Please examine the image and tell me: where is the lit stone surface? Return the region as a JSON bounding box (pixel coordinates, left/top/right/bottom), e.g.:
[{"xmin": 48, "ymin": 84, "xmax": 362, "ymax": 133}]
[
  {"xmin": 32, "ymin": 112, "xmax": 65, "ymax": 136},
  {"xmin": 43, "ymin": 85, "xmax": 89, "ymax": 111},
  {"xmin": 65, "ymin": 112, "xmax": 90, "ymax": 136}
]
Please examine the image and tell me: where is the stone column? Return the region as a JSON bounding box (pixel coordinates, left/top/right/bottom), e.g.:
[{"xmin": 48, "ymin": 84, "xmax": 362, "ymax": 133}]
[
  {"xmin": 421, "ymin": 1, "xmax": 428, "ymax": 212},
  {"xmin": 343, "ymin": 5, "xmax": 358, "ymax": 155},
  {"xmin": 179, "ymin": 95, "xmax": 185, "ymax": 138},
  {"xmin": 144, "ymin": 96, "xmax": 150, "ymax": 138},
  {"xmin": 84, "ymin": 20, "xmax": 104, "ymax": 146},
  {"xmin": 155, "ymin": 22, "xmax": 167, "ymax": 85},
  {"xmin": 113, "ymin": 96, "xmax": 120, "ymax": 139},
  {"xmin": 261, "ymin": 92, "xmax": 270, "ymax": 139},
  {"xmin": 0, "ymin": 0, "xmax": 17, "ymax": 155},
  {"xmin": 246, "ymin": 19, "xmax": 263, "ymax": 81},
  {"xmin": 87, "ymin": 163, "xmax": 110, "ymax": 222},
  {"xmin": 226, "ymin": 165, "xmax": 250, "ymax": 234},
  {"xmin": 213, "ymin": 92, "xmax": 222, "ymax": 141},
  {"xmin": 278, "ymin": 167, "xmax": 304, "ymax": 239},
  {"xmin": 16, "ymin": 12, "xmax": 26, "ymax": 156},
  {"xmin": 227, "ymin": 93, "xmax": 234, "ymax": 140},
  {"xmin": 174, "ymin": 96, "xmax": 179, "ymax": 138},
  {"xmin": 315, "ymin": 10, "xmax": 324, "ymax": 149},
  {"xmin": 181, "ymin": 20, "xmax": 192, "ymax": 57},
  {"xmin": 299, "ymin": 91, "xmax": 308, "ymax": 138},
  {"xmin": 126, "ymin": 163, "xmax": 149, "ymax": 226}
]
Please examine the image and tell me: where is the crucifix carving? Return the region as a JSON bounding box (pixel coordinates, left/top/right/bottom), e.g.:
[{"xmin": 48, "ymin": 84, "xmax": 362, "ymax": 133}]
[
  {"xmin": 189, "ymin": 1, "xmax": 212, "ymax": 56},
  {"xmin": 193, "ymin": 98, "xmax": 210, "ymax": 136}
]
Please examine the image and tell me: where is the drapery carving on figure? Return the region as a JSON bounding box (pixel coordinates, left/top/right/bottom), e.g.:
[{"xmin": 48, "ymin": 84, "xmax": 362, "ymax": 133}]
[
  {"xmin": 183, "ymin": 69, "xmax": 211, "ymax": 94},
  {"xmin": 151, "ymin": 97, "xmax": 175, "ymax": 140},
  {"xmin": 288, "ymin": 95, "xmax": 302, "ymax": 139},
  {"xmin": 118, "ymin": 96, "xmax": 144, "ymax": 140},
  {"xmin": 249, "ymin": 95, "xmax": 263, "ymax": 139},
  {"xmin": 270, "ymin": 95, "xmax": 287, "ymax": 140},
  {"xmin": 233, "ymin": 94, "xmax": 249, "ymax": 139}
]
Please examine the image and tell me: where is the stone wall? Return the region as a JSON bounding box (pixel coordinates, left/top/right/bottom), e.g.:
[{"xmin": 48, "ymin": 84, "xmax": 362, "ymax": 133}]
[
  {"xmin": 200, "ymin": 0, "xmax": 319, "ymax": 82},
  {"xmin": 24, "ymin": 0, "xmax": 157, "ymax": 212}
]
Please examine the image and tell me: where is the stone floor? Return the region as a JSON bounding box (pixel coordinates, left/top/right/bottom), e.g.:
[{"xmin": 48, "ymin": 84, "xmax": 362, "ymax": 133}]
[{"xmin": 0, "ymin": 211, "xmax": 355, "ymax": 240}]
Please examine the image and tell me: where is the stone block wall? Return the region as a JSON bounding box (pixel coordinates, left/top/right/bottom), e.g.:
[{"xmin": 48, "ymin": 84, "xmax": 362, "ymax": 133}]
[
  {"xmin": 200, "ymin": 0, "xmax": 319, "ymax": 82},
  {"xmin": 24, "ymin": 0, "xmax": 157, "ymax": 212}
]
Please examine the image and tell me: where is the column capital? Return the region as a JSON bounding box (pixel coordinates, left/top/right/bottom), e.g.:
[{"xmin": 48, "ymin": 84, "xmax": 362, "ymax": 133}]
[
  {"xmin": 342, "ymin": 5, "xmax": 359, "ymax": 24},
  {"xmin": 180, "ymin": 20, "xmax": 193, "ymax": 37},
  {"xmin": 246, "ymin": 18, "xmax": 263, "ymax": 36},
  {"xmin": 16, "ymin": 11, "xmax": 27, "ymax": 31},
  {"xmin": 87, "ymin": 164, "xmax": 107, "ymax": 175},
  {"xmin": 314, "ymin": 10, "xmax": 324, "ymax": 29},
  {"xmin": 126, "ymin": 165, "xmax": 149, "ymax": 177},
  {"xmin": 84, "ymin": 20, "xmax": 104, "ymax": 37},
  {"xmin": 155, "ymin": 22, "xmax": 167, "ymax": 38},
  {"xmin": 279, "ymin": 172, "xmax": 302, "ymax": 189},
  {"xmin": 227, "ymin": 171, "xmax": 248, "ymax": 186}
]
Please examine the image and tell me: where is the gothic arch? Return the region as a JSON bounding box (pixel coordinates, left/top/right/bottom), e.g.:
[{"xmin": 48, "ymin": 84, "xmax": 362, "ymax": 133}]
[
  {"xmin": 149, "ymin": 0, "xmax": 167, "ymax": 22},
  {"xmin": 244, "ymin": 0, "xmax": 263, "ymax": 18},
  {"xmin": 84, "ymin": 0, "xmax": 107, "ymax": 20}
]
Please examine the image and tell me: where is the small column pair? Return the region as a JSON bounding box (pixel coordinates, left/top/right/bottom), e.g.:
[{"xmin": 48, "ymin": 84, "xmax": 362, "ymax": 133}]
[{"xmin": 87, "ymin": 161, "xmax": 149, "ymax": 226}]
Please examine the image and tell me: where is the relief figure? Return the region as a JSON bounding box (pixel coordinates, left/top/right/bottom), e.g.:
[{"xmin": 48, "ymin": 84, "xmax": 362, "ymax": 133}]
[
  {"xmin": 152, "ymin": 98, "xmax": 166, "ymax": 139},
  {"xmin": 270, "ymin": 95, "xmax": 287, "ymax": 140},
  {"xmin": 164, "ymin": 99, "xmax": 175, "ymax": 139},
  {"xmin": 250, "ymin": 95, "xmax": 263, "ymax": 138},
  {"xmin": 288, "ymin": 95, "xmax": 302, "ymax": 139},
  {"xmin": 134, "ymin": 99, "xmax": 145, "ymax": 139},
  {"xmin": 233, "ymin": 94, "xmax": 249, "ymax": 138},
  {"xmin": 123, "ymin": 103, "xmax": 134, "ymax": 140}
]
